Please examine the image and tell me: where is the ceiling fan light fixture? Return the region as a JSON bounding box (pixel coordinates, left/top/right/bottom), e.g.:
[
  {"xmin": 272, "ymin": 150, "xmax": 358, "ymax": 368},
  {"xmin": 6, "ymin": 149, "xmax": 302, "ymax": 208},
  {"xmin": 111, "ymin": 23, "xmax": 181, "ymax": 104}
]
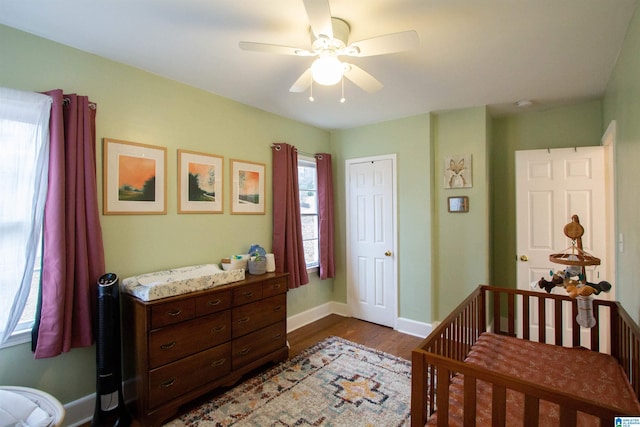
[{"xmin": 311, "ymin": 55, "xmax": 344, "ymax": 86}]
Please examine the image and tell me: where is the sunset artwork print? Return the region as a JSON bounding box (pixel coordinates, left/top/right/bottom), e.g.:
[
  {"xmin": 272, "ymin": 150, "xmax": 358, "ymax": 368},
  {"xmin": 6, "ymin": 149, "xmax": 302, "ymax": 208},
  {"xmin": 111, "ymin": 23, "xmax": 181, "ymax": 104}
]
[
  {"xmin": 118, "ymin": 155, "xmax": 156, "ymax": 201},
  {"xmin": 188, "ymin": 161, "xmax": 216, "ymax": 202},
  {"xmin": 177, "ymin": 150, "xmax": 223, "ymax": 214},
  {"xmin": 103, "ymin": 138, "xmax": 167, "ymax": 215},
  {"xmin": 238, "ymin": 170, "xmax": 259, "ymax": 205},
  {"xmin": 230, "ymin": 159, "xmax": 265, "ymax": 214}
]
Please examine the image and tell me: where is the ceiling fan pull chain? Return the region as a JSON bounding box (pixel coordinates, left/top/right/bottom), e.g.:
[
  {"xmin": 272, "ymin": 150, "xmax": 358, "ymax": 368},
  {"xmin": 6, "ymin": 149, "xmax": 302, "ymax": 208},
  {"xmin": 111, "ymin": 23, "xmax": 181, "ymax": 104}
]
[
  {"xmin": 309, "ymin": 79, "xmax": 314, "ymax": 102},
  {"xmin": 340, "ymin": 77, "xmax": 346, "ymax": 103}
]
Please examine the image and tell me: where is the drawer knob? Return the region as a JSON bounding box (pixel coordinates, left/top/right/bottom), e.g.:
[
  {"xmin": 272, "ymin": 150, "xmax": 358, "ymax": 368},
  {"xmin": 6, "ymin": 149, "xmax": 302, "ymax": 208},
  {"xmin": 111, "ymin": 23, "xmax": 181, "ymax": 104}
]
[
  {"xmin": 239, "ymin": 348, "xmax": 250, "ymax": 355},
  {"xmin": 272, "ymin": 283, "xmax": 281, "ymax": 289},
  {"xmin": 238, "ymin": 316, "xmax": 250, "ymax": 324},
  {"xmin": 242, "ymin": 291, "xmax": 254, "ymax": 298},
  {"xmin": 167, "ymin": 309, "xmax": 182, "ymax": 317},
  {"xmin": 212, "ymin": 325, "xmax": 226, "ymax": 333},
  {"xmin": 161, "ymin": 379, "xmax": 176, "ymax": 388},
  {"xmin": 273, "ymin": 306, "xmax": 282, "ymax": 312},
  {"xmin": 274, "ymin": 333, "xmax": 282, "ymax": 339},
  {"xmin": 160, "ymin": 341, "xmax": 176, "ymax": 350},
  {"xmin": 211, "ymin": 358, "xmax": 226, "ymax": 367},
  {"xmin": 208, "ymin": 299, "xmax": 222, "ymax": 306}
]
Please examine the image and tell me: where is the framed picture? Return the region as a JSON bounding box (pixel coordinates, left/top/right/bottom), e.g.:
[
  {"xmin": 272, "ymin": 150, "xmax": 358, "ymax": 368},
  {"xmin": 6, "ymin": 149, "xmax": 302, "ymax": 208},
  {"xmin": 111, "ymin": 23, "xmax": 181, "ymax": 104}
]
[
  {"xmin": 448, "ymin": 196, "xmax": 469, "ymax": 213},
  {"xmin": 103, "ymin": 138, "xmax": 167, "ymax": 215},
  {"xmin": 230, "ymin": 159, "xmax": 265, "ymax": 214},
  {"xmin": 444, "ymin": 154, "xmax": 472, "ymax": 188},
  {"xmin": 178, "ymin": 149, "xmax": 223, "ymax": 214}
]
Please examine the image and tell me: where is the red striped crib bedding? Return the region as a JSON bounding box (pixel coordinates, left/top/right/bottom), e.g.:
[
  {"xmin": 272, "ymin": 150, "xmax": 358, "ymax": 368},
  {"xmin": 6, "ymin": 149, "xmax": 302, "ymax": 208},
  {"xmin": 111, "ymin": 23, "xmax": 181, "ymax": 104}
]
[{"xmin": 427, "ymin": 332, "xmax": 640, "ymax": 426}]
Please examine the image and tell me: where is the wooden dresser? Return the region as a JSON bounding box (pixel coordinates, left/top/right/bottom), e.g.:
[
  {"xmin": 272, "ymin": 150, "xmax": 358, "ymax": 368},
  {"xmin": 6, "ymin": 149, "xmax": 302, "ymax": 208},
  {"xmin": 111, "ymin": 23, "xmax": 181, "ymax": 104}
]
[{"xmin": 121, "ymin": 272, "xmax": 289, "ymax": 426}]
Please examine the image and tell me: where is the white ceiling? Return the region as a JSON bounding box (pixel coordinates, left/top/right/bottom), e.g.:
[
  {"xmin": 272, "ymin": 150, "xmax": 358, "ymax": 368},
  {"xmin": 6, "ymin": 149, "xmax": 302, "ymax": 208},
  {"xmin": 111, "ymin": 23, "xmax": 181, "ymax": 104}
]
[{"xmin": 1, "ymin": 0, "xmax": 637, "ymax": 130}]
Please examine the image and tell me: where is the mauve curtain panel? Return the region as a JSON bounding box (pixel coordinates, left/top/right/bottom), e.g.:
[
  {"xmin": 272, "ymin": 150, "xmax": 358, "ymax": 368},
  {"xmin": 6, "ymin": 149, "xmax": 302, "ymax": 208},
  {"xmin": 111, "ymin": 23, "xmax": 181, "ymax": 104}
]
[
  {"xmin": 316, "ymin": 153, "xmax": 335, "ymax": 279},
  {"xmin": 271, "ymin": 143, "xmax": 309, "ymax": 289},
  {"xmin": 33, "ymin": 90, "xmax": 105, "ymax": 358}
]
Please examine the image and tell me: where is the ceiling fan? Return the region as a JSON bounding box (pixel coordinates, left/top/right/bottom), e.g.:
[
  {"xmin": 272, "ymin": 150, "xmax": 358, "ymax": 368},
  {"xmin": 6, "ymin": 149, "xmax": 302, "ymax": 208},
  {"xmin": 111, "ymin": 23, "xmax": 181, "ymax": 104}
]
[{"xmin": 239, "ymin": 0, "xmax": 419, "ymax": 96}]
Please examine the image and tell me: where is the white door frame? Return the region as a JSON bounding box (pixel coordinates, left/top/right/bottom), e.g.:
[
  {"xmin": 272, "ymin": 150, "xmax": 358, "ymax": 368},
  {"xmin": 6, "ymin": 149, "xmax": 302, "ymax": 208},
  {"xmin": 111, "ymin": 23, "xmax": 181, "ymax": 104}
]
[
  {"xmin": 345, "ymin": 154, "xmax": 398, "ymax": 327},
  {"xmin": 601, "ymin": 120, "xmax": 617, "ymax": 299}
]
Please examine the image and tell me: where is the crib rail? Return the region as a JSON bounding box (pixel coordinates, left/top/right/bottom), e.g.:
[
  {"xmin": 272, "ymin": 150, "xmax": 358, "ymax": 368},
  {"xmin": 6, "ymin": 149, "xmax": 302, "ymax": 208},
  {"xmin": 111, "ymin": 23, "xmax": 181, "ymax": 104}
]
[{"xmin": 411, "ymin": 285, "xmax": 640, "ymax": 427}]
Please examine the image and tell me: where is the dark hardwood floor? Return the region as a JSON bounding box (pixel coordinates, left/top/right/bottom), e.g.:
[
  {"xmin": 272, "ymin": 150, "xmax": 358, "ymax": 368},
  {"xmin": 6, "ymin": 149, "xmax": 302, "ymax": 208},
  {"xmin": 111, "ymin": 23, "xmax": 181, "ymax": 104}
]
[{"xmin": 287, "ymin": 314, "xmax": 424, "ymax": 361}]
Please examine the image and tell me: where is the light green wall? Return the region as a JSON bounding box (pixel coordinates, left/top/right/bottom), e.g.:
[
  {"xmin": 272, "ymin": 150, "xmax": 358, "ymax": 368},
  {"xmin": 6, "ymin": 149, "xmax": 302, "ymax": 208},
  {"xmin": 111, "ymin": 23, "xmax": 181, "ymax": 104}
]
[
  {"xmin": 331, "ymin": 115, "xmax": 432, "ymax": 322},
  {"xmin": 604, "ymin": 4, "xmax": 640, "ymax": 323},
  {"xmin": 491, "ymin": 101, "xmax": 604, "ymax": 290},
  {"xmin": 431, "ymin": 107, "xmax": 491, "ymax": 319},
  {"xmin": 0, "ymin": 24, "xmax": 332, "ymax": 404}
]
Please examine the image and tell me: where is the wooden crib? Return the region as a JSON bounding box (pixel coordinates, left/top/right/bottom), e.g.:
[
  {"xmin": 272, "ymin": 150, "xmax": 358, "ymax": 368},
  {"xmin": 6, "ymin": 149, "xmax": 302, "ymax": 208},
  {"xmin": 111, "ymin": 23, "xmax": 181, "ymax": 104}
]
[{"xmin": 411, "ymin": 285, "xmax": 640, "ymax": 426}]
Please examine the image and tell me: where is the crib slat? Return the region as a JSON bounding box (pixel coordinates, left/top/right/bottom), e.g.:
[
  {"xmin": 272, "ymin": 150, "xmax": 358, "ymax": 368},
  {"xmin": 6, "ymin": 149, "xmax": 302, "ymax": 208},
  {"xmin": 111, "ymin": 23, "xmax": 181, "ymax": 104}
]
[
  {"xmin": 436, "ymin": 368, "xmax": 450, "ymax": 427},
  {"xmin": 591, "ymin": 303, "xmax": 600, "ymax": 350},
  {"xmin": 559, "ymin": 406, "xmax": 577, "ymax": 426},
  {"xmin": 523, "ymin": 395, "xmax": 539, "ymax": 427},
  {"xmin": 463, "ymin": 375, "xmax": 476, "ymax": 427},
  {"xmin": 538, "ymin": 295, "xmax": 546, "ymax": 343},
  {"xmin": 554, "ymin": 299, "xmax": 562, "ymax": 345},
  {"xmin": 507, "ymin": 293, "xmax": 515, "ymax": 336},
  {"xmin": 629, "ymin": 327, "xmax": 636, "ymax": 396},
  {"xmin": 523, "ymin": 295, "xmax": 531, "ymax": 340},
  {"xmin": 491, "ymin": 384, "xmax": 507, "ymax": 427}
]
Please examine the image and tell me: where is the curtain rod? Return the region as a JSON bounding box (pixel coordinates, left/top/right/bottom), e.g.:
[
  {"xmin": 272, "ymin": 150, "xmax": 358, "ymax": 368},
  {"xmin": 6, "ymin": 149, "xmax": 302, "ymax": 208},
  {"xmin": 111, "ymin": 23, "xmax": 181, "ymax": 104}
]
[
  {"xmin": 270, "ymin": 143, "xmax": 323, "ymax": 159},
  {"xmin": 63, "ymin": 97, "xmax": 97, "ymax": 110}
]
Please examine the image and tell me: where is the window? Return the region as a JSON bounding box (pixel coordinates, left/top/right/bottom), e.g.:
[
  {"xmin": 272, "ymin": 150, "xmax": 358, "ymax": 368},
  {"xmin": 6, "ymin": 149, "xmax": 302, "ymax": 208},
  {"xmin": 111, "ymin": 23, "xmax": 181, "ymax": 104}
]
[
  {"xmin": 298, "ymin": 156, "xmax": 319, "ymax": 269},
  {"xmin": 0, "ymin": 138, "xmax": 43, "ymax": 342},
  {"xmin": 0, "ymin": 89, "xmax": 50, "ymax": 346}
]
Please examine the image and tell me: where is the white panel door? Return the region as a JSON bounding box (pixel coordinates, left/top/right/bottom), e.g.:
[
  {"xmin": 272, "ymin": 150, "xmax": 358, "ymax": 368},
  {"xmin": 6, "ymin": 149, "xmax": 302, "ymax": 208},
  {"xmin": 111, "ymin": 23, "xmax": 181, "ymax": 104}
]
[
  {"xmin": 346, "ymin": 156, "xmax": 396, "ymax": 327},
  {"xmin": 515, "ymin": 147, "xmax": 610, "ymax": 348}
]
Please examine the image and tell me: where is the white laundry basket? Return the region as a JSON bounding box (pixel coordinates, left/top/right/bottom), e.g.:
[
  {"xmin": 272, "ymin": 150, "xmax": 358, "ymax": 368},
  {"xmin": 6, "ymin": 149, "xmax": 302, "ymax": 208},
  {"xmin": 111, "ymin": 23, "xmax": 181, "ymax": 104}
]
[{"xmin": 0, "ymin": 386, "xmax": 65, "ymax": 427}]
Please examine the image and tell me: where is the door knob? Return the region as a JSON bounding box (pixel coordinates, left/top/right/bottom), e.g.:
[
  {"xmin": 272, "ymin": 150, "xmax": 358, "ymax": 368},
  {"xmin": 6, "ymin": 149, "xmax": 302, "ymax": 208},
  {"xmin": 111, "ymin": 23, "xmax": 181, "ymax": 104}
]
[
  {"xmin": 520, "ymin": 255, "xmax": 529, "ymax": 262},
  {"xmin": 385, "ymin": 251, "xmax": 392, "ymax": 257}
]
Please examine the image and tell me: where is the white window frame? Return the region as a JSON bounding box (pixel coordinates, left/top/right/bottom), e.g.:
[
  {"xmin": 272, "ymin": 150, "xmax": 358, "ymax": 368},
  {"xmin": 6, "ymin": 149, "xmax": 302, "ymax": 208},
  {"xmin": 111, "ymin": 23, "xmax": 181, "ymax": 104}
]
[{"xmin": 298, "ymin": 155, "xmax": 320, "ymax": 270}]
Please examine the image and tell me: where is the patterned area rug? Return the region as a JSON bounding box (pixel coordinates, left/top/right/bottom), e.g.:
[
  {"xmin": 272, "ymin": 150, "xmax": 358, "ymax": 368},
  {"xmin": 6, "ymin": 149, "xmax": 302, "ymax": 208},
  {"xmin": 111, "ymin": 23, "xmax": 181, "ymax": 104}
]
[{"xmin": 164, "ymin": 336, "xmax": 412, "ymax": 427}]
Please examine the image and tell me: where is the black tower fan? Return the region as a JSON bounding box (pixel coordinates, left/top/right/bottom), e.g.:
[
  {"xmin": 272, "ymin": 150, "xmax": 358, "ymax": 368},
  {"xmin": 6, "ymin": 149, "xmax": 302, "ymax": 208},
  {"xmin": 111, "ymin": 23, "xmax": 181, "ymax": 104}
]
[{"xmin": 91, "ymin": 273, "xmax": 131, "ymax": 427}]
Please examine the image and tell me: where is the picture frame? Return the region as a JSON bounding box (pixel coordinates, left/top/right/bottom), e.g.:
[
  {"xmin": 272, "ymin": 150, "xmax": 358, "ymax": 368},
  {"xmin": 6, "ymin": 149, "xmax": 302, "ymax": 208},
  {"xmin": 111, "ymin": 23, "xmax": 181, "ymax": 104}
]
[
  {"xmin": 230, "ymin": 159, "xmax": 265, "ymax": 214},
  {"xmin": 444, "ymin": 154, "xmax": 472, "ymax": 188},
  {"xmin": 103, "ymin": 138, "xmax": 167, "ymax": 215},
  {"xmin": 178, "ymin": 149, "xmax": 223, "ymax": 214},
  {"xmin": 448, "ymin": 196, "xmax": 469, "ymax": 213}
]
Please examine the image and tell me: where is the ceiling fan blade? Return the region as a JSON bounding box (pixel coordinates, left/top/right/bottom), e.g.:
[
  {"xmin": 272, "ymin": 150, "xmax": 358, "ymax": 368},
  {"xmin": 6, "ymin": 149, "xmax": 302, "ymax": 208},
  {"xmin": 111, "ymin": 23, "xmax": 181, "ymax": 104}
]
[
  {"xmin": 289, "ymin": 68, "xmax": 313, "ymax": 92},
  {"xmin": 346, "ymin": 30, "xmax": 419, "ymax": 57},
  {"xmin": 343, "ymin": 64, "xmax": 383, "ymax": 93},
  {"xmin": 239, "ymin": 41, "xmax": 313, "ymax": 56},
  {"xmin": 303, "ymin": 0, "xmax": 333, "ymax": 39}
]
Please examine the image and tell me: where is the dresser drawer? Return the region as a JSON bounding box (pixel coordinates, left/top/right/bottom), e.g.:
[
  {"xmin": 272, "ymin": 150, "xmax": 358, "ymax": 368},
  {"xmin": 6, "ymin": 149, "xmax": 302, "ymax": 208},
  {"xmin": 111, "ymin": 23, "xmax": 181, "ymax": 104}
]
[
  {"xmin": 232, "ymin": 282, "xmax": 262, "ymax": 306},
  {"xmin": 149, "ymin": 310, "xmax": 231, "ymax": 368},
  {"xmin": 232, "ymin": 321, "xmax": 286, "ymax": 369},
  {"xmin": 150, "ymin": 298, "xmax": 195, "ymax": 329},
  {"xmin": 148, "ymin": 342, "xmax": 231, "ymax": 408},
  {"xmin": 262, "ymin": 276, "xmax": 287, "ymax": 298},
  {"xmin": 195, "ymin": 289, "xmax": 231, "ymax": 316},
  {"xmin": 232, "ymin": 293, "xmax": 286, "ymax": 338}
]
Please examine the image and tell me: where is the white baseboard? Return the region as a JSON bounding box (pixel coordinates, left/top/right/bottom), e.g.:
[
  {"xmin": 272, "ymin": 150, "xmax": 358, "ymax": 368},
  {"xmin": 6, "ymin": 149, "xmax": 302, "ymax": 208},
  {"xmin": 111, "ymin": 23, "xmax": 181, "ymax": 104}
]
[
  {"xmin": 395, "ymin": 317, "xmax": 431, "ymax": 338},
  {"xmin": 63, "ymin": 393, "xmax": 94, "ymax": 427},
  {"xmin": 286, "ymin": 301, "xmax": 350, "ymax": 333}
]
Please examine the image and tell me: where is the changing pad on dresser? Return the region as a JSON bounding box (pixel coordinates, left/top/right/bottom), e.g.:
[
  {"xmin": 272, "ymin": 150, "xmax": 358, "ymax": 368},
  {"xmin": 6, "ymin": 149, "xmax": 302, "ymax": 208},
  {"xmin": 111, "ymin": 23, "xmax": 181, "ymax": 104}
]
[{"xmin": 121, "ymin": 264, "xmax": 245, "ymax": 301}]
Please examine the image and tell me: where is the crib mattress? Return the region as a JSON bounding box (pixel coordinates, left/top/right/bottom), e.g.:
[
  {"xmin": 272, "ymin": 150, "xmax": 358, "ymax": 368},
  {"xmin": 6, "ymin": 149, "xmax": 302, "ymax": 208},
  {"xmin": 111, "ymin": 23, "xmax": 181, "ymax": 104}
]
[
  {"xmin": 121, "ymin": 264, "xmax": 245, "ymax": 301},
  {"xmin": 428, "ymin": 332, "xmax": 640, "ymax": 426}
]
